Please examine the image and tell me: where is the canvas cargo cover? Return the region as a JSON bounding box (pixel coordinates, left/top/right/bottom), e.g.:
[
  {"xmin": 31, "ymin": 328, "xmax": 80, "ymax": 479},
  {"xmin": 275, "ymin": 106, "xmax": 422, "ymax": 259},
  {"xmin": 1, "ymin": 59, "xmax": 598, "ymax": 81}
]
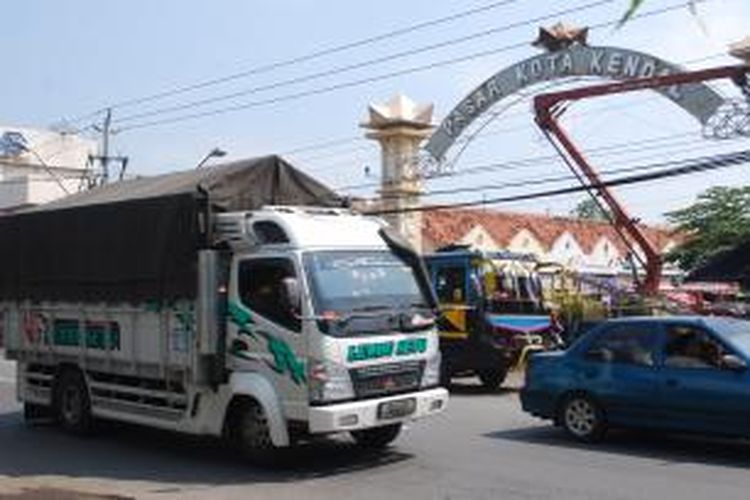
[{"xmin": 0, "ymin": 155, "xmax": 342, "ymax": 302}]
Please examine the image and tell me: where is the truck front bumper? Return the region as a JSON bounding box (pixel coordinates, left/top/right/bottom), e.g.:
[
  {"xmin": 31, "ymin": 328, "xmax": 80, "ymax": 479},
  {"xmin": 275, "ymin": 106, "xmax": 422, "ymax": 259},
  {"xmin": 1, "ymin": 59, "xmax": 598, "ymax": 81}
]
[{"xmin": 308, "ymin": 387, "xmax": 449, "ymax": 433}]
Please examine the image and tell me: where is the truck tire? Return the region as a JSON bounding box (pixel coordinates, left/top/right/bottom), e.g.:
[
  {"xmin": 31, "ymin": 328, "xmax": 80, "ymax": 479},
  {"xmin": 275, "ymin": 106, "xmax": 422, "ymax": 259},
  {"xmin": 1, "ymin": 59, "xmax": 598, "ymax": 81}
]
[
  {"xmin": 440, "ymin": 362, "xmax": 452, "ymax": 389},
  {"xmin": 351, "ymin": 423, "xmax": 402, "ymax": 448},
  {"xmin": 477, "ymin": 367, "xmax": 507, "ymax": 391},
  {"xmin": 23, "ymin": 403, "xmax": 51, "ymax": 424},
  {"xmin": 231, "ymin": 399, "xmax": 280, "ymax": 464},
  {"xmin": 54, "ymin": 369, "xmax": 93, "ymax": 435}
]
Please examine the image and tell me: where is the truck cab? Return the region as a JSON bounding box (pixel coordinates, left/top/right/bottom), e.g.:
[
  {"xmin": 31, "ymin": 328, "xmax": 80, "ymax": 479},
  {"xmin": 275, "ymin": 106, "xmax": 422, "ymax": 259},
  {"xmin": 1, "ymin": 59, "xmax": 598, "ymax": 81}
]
[
  {"xmin": 214, "ymin": 207, "xmax": 447, "ymax": 451},
  {"xmin": 424, "ymin": 247, "xmax": 560, "ymax": 390}
]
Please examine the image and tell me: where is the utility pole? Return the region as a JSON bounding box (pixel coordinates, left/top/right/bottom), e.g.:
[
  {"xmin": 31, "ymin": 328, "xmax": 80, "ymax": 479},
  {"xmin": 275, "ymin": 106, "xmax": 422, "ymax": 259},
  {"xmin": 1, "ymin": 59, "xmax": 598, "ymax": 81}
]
[
  {"xmin": 101, "ymin": 108, "xmax": 111, "ymax": 184},
  {"xmin": 89, "ymin": 108, "xmax": 128, "ymax": 187}
]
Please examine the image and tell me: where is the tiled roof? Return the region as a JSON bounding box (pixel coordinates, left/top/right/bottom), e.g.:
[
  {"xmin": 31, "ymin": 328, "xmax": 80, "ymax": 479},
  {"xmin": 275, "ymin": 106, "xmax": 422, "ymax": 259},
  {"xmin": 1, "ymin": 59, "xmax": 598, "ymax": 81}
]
[{"xmin": 422, "ymin": 208, "xmax": 682, "ymax": 255}]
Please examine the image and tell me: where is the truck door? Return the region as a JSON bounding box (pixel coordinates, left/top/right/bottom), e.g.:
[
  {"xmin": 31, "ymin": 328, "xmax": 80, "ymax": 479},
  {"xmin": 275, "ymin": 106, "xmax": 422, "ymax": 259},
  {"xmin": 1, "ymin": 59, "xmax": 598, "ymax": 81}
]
[
  {"xmin": 229, "ymin": 256, "xmax": 308, "ymax": 420},
  {"xmin": 433, "ymin": 263, "xmax": 470, "ymax": 340}
]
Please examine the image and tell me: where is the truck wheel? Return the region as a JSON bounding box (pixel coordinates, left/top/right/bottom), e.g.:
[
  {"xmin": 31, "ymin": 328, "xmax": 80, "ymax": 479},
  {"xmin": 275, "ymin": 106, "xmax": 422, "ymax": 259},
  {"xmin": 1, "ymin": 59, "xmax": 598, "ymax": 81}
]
[
  {"xmin": 440, "ymin": 362, "xmax": 452, "ymax": 389},
  {"xmin": 233, "ymin": 400, "xmax": 279, "ymax": 463},
  {"xmin": 351, "ymin": 423, "xmax": 402, "ymax": 448},
  {"xmin": 478, "ymin": 367, "xmax": 507, "ymax": 391},
  {"xmin": 55, "ymin": 369, "xmax": 92, "ymax": 434},
  {"xmin": 23, "ymin": 403, "xmax": 50, "ymax": 424},
  {"xmin": 559, "ymin": 393, "xmax": 606, "ymax": 443}
]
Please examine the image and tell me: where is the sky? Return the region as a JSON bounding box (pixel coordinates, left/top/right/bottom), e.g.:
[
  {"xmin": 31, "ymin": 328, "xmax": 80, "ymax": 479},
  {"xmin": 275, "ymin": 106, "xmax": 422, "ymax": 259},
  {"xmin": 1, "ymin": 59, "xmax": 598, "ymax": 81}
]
[{"xmin": 3, "ymin": 0, "xmax": 750, "ymax": 223}]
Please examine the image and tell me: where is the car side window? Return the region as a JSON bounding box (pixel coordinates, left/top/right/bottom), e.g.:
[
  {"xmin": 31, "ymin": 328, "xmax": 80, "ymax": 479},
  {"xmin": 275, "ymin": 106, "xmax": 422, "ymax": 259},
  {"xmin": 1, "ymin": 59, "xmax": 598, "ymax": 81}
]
[
  {"xmin": 238, "ymin": 258, "xmax": 300, "ymax": 333},
  {"xmin": 583, "ymin": 324, "xmax": 656, "ymax": 366},
  {"xmin": 663, "ymin": 325, "xmax": 726, "ymax": 370}
]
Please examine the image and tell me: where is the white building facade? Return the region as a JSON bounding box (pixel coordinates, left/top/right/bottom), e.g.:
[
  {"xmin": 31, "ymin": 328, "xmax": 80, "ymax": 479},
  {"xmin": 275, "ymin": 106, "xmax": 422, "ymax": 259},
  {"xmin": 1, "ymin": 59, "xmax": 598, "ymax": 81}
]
[
  {"xmin": 0, "ymin": 126, "xmax": 95, "ymax": 212},
  {"xmin": 422, "ymin": 208, "xmax": 683, "ymax": 287}
]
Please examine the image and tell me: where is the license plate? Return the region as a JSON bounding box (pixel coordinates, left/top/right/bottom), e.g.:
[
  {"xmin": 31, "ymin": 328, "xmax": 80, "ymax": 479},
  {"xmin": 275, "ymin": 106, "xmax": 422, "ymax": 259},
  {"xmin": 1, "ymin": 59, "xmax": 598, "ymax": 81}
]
[{"xmin": 377, "ymin": 397, "xmax": 417, "ymax": 420}]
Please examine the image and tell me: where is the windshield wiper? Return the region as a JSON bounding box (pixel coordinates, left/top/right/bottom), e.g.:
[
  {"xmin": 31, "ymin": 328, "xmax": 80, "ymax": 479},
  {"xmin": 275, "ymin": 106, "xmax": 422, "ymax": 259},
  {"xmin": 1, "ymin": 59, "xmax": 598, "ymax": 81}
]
[{"xmin": 335, "ymin": 305, "xmax": 397, "ymax": 324}]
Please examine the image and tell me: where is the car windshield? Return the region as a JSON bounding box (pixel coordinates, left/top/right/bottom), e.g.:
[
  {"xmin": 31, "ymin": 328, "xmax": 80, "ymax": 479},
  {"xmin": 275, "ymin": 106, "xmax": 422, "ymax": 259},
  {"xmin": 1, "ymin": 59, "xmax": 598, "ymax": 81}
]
[
  {"xmin": 303, "ymin": 250, "xmax": 429, "ymax": 316},
  {"xmin": 707, "ymin": 318, "xmax": 750, "ymax": 355}
]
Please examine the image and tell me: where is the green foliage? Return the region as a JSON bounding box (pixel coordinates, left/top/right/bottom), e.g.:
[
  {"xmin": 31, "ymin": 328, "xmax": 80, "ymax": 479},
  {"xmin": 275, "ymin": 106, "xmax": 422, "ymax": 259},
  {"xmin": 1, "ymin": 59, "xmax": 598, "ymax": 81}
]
[
  {"xmin": 619, "ymin": 0, "xmax": 697, "ymax": 27},
  {"xmin": 665, "ymin": 186, "xmax": 750, "ymax": 271},
  {"xmin": 618, "ymin": 0, "xmax": 646, "ymax": 27},
  {"xmin": 570, "ymin": 198, "xmax": 610, "ymax": 221}
]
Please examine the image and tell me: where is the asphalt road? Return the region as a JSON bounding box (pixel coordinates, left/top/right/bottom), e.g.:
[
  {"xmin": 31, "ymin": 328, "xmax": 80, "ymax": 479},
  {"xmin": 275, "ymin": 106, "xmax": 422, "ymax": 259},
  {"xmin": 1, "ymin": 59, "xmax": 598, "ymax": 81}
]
[{"xmin": 2, "ymin": 354, "xmax": 750, "ymax": 500}]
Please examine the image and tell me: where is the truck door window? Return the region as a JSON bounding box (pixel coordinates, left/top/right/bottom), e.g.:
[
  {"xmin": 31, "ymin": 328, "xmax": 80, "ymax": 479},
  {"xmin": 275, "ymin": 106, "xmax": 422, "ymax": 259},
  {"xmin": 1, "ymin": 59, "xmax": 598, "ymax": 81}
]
[
  {"xmin": 435, "ymin": 266, "xmax": 465, "ymax": 303},
  {"xmin": 238, "ymin": 258, "xmax": 301, "ymax": 332}
]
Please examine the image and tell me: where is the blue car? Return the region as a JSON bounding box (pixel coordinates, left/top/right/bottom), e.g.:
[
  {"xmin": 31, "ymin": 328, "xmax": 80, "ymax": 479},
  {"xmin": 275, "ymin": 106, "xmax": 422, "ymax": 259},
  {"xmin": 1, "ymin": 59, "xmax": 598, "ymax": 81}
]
[{"xmin": 521, "ymin": 316, "xmax": 750, "ymax": 442}]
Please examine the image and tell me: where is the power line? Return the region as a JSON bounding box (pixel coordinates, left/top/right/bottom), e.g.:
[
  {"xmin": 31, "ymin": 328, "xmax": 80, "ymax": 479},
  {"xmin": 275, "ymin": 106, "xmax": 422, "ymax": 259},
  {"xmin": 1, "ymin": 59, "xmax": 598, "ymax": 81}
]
[
  {"xmin": 369, "ymin": 149, "xmax": 750, "ymax": 214},
  {"xmin": 279, "ymin": 52, "xmax": 726, "ymax": 164},
  {"xmin": 115, "ymin": 2, "xmax": 689, "ymax": 133},
  {"xmin": 334, "ymin": 130, "xmax": 726, "ymax": 191},
  {"xmin": 378, "ymin": 141, "xmax": 746, "ymax": 200},
  {"xmin": 69, "ymin": 0, "xmax": 523, "ymax": 121},
  {"xmin": 113, "ymin": 0, "xmax": 616, "ymax": 125}
]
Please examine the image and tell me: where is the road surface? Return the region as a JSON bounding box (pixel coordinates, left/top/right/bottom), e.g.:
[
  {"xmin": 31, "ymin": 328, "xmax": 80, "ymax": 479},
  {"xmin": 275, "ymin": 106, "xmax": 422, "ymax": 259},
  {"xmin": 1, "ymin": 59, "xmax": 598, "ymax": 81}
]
[{"xmin": 1, "ymin": 354, "xmax": 750, "ymax": 499}]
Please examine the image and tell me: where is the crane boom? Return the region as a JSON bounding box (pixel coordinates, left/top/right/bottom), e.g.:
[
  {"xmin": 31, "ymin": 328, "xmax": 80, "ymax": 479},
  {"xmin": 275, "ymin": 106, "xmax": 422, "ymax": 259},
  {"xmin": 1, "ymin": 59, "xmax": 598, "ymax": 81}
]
[{"xmin": 534, "ymin": 64, "xmax": 749, "ymax": 294}]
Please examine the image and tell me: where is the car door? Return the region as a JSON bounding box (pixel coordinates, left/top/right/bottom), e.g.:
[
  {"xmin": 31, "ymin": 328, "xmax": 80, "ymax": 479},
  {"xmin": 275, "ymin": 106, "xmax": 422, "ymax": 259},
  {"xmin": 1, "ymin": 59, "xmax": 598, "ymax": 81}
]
[
  {"xmin": 228, "ymin": 255, "xmax": 308, "ymax": 421},
  {"xmin": 657, "ymin": 322, "xmax": 750, "ymax": 435},
  {"xmin": 573, "ymin": 322, "xmax": 662, "ymax": 426}
]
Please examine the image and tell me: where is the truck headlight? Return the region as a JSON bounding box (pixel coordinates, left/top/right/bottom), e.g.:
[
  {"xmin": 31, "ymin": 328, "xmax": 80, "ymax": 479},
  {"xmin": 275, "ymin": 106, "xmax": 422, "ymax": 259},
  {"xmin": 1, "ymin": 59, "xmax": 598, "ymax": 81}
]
[
  {"xmin": 421, "ymin": 351, "xmax": 441, "ymax": 388},
  {"xmin": 308, "ymin": 359, "xmax": 355, "ymax": 403}
]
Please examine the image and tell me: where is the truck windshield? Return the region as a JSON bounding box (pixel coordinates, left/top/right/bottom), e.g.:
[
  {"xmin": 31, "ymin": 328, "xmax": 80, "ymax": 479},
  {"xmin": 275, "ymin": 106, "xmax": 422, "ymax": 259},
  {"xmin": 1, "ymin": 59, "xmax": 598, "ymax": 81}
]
[
  {"xmin": 486, "ymin": 270, "xmax": 547, "ymax": 315},
  {"xmin": 304, "ymin": 250, "xmax": 429, "ymax": 316}
]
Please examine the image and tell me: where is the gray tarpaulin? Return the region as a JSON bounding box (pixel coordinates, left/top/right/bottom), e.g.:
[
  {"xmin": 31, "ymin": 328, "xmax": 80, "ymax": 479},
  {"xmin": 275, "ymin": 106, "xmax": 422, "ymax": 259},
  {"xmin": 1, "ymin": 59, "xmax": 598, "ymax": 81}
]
[{"xmin": 0, "ymin": 155, "xmax": 342, "ymax": 302}]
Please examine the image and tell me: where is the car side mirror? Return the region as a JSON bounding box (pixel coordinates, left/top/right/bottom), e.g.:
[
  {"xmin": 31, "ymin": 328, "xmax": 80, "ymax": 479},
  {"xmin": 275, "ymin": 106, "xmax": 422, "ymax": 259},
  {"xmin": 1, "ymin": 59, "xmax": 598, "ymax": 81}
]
[
  {"xmin": 721, "ymin": 354, "xmax": 747, "ymax": 372},
  {"xmin": 281, "ymin": 277, "xmax": 301, "ymax": 315}
]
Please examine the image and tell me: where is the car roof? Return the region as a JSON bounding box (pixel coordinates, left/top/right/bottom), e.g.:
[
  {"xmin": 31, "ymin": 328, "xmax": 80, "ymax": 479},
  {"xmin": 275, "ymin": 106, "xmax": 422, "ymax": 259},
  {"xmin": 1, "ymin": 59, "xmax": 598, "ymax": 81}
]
[{"xmin": 603, "ymin": 315, "xmax": 706, "ymax": 325}]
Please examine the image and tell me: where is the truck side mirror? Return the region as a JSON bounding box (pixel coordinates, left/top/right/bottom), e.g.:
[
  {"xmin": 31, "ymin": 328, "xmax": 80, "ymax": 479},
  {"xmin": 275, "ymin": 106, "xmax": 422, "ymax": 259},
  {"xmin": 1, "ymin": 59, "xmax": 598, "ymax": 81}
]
[{"xmin": 281, "ymin": 277, "xmax": 302, "ymax": 314}]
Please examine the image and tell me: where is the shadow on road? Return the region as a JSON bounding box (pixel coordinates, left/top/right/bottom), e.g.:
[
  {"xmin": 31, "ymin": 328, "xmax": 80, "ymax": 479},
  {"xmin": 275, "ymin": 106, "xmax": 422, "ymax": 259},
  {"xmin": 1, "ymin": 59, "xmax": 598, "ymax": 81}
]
[
  {"xmin": 447, "ymin": 383, "xmax": 518, "ymax": 397},
  {"xmin": 0, "ymin": 411, "xmax": 412, "ymax": 486},
  {"xmin": 447, "ymin": 375, "xmax": 521, "ymax": 397},
  {"xmin": 486, "ymin": 424, "xmax": 750, "ymax": 469}
]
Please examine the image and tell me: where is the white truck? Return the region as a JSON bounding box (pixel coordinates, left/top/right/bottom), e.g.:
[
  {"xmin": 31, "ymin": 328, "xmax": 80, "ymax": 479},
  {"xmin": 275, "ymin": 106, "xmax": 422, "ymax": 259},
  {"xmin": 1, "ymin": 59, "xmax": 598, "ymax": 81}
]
[{"xmin": 0, "ymin": 156, "xmax": 447, "ymax": 458}]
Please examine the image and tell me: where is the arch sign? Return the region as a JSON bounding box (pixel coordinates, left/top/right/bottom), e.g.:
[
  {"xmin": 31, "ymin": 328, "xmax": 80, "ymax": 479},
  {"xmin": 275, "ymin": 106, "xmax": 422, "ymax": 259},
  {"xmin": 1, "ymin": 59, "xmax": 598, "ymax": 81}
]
[{"xmin": 425, "ymin": 44, "xmax": 725, "ymax": 160}]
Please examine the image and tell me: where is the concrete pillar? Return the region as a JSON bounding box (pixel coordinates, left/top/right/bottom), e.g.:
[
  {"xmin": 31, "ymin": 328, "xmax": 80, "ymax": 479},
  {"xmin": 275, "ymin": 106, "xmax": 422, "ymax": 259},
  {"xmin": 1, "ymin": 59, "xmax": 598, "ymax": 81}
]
[{"xmin": 361, "ymin": 94, "xmax": 434, "ymax": 252}]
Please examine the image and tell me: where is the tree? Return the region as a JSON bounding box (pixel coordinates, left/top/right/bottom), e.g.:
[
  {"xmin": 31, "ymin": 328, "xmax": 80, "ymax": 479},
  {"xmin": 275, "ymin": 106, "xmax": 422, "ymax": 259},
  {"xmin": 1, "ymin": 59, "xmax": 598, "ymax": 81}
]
[
  {"xmin": 570, "ymin": 198, "xmax": 610, "ymax": 221},
  {"xmin": 665, "ymin": 186, "xmax": 750, "ymax": 271},
  {"xmin": 620, "ymin": 0, "xmax": 697, "ymax": 27}
]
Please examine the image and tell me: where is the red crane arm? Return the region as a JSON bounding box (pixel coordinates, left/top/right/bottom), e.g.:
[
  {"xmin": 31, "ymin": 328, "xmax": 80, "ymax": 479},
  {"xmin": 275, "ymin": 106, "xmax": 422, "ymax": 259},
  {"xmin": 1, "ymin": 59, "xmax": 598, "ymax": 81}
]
[{"xmin": 533, "ymin": 64, "xmax": 748, "ymax": 294}]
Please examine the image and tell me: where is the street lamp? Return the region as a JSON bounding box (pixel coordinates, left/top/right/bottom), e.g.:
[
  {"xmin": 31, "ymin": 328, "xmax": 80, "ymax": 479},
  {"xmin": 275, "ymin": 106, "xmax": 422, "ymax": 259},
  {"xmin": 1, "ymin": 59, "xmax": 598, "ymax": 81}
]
[{"xmin": 195, "ymin": 147, "xmax": 227, "ymax": 169}]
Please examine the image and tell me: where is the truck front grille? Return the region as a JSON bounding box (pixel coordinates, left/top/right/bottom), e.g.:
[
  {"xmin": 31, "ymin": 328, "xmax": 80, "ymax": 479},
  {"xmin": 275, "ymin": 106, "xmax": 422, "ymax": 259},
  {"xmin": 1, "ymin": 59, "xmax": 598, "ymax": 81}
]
[{"xmin": 350, "ymin": 360, "xmax": 424, "ymax": 399}]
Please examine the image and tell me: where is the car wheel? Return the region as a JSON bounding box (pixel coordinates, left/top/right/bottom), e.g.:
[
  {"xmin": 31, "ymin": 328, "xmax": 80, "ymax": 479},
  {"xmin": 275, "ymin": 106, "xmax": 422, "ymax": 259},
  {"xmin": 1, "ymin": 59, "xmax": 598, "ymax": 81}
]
[
  {"xmin": 55, "ymin": 369, "xmax": 93, "ymax": 434},
  {"xmin": 559, "ymin": 394, "xmax": 605, "ymax": 442},
  {"xmin": 477, "ymin": 367, "xmax": 507, "ymax": 391},
  {"xmin": 351, "ymin": 423, "xmax": 402, "ymax": 448}
]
